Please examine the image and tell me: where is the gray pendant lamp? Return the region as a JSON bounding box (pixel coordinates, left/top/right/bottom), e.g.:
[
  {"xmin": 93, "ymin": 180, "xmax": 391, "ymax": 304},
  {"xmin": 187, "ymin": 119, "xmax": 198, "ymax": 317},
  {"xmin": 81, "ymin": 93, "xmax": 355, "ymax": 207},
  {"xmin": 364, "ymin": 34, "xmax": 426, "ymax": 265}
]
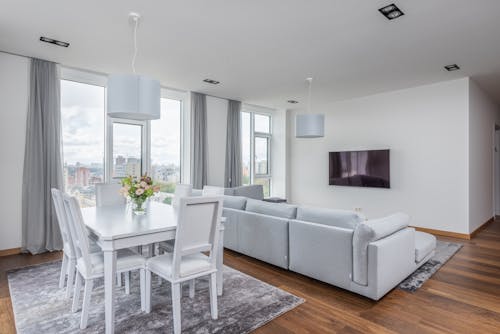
[
  {"xmin": 107, "ymin": 13, "xmax": 160, "ymax": 121},
  {"xmin": 295, "ymin": 77, "xmax": 324, "ymax": 138}
]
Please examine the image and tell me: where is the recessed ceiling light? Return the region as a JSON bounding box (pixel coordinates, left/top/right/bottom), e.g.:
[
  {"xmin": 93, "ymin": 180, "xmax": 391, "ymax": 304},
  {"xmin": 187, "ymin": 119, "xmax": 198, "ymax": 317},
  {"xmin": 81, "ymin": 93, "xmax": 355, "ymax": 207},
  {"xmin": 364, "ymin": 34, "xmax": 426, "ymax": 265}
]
[
  {"xmin": 287, "ymin": 100, "xmax": 299, "ymax": 104},
  {"xmin": 203, "ymin": 79, "xmax": 220, "ymax": 85},
  {"xmin": 40, "ymin": 36, "xmax": 70, "ymax": 47},
  {"xmin": 444, "ymin": 64, "xmax": 460, "ymax": 71},
  {"xmin": 379, "ymin": 4, "xmax": 404, "ymax": 20}
]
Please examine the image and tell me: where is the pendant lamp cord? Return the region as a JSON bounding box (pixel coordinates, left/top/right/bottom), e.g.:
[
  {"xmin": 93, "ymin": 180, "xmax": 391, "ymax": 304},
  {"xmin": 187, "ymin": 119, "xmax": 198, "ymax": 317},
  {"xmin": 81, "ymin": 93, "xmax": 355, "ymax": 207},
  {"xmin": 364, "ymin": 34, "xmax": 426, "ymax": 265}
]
[
  {"xmin": 132, "ymin": 17, "xmax": 138, "ymax": 74},
  {"xmin": 306, "ymin": 77, "xmax": 313, "ymax": 114}
]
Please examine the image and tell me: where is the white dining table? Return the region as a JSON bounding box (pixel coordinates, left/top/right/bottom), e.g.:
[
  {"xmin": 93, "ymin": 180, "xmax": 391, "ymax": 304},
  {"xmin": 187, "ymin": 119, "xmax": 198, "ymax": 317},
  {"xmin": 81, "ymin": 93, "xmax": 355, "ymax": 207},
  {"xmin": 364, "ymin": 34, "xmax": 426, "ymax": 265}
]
[{"xmin": 81, "ymin": 201, "xmax": 225, "ymax": 334}]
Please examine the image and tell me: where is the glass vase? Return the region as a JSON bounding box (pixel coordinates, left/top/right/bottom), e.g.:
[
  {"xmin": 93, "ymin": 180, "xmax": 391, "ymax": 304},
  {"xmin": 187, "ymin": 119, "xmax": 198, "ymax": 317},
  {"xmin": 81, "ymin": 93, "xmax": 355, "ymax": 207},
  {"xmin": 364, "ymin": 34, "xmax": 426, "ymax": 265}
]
[{"xmin": 132, "ymin": 198, "xmax": 147, "ymax": 215}]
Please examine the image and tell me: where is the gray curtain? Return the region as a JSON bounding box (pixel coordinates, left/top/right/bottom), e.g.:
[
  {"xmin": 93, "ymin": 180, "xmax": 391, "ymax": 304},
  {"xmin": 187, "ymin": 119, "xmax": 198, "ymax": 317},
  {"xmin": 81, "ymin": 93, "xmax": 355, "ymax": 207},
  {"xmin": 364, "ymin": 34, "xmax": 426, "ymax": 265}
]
[
  {"xmin": 22, "ymin": 59, "xmax": 64, "ymax": 254},
  {"xmin": 190, "ymin": 92, "xmax": 207, "ymax": 189},
  {"xmin": 224, "ymin": 100, "xmax": 242, "ymax": 187}
]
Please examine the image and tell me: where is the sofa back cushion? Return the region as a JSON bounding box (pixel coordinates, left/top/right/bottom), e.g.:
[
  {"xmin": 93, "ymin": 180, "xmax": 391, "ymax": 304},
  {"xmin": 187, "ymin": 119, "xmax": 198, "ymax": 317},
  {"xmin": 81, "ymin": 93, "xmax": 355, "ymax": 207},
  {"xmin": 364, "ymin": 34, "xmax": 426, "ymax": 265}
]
[
  {"xmin": 245, "ymin": 198, "xmax": 297, "ymax": 219},
  {"xmin": 223, "ymin": 195, "xmax": 247, "ymax": 210},
  {"xmin": 224, "ymin": 188, "xmax": 235, "ymax": 196},
  {"xmin": 233, "ymin": 185, "xmax": 264, "ymax": 200},
  {"xmin": 296, "ymin": 207, "xmax": 364, "ymax": 230}
]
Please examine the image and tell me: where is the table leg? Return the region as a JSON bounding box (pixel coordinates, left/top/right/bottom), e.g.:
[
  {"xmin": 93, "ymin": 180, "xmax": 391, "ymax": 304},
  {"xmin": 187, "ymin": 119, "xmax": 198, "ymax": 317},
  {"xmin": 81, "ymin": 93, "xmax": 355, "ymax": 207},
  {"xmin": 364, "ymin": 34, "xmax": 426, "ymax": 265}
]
[
  {"xmin": 216, "ymin": 228, "xmax": 224, "ymax": 296},
  {"xmin": 104, "ymin": 250, "xmax": 116, "ymax": 334},
  {"xmin": 147, "ymin": 244, "xmax": 154, "ymax": 258}
]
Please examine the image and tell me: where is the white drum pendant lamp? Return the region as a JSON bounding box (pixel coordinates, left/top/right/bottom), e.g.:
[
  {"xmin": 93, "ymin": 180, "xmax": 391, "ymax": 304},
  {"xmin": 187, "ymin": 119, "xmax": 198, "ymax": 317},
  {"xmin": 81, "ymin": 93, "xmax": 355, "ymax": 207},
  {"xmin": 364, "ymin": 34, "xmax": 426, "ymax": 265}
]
[
  {"xmin": 295, "ymin": 77, "xmax": 324, "ymax": 138},
  {"xmin": 107, "ymin": 13, "xmax": 160, "ymax": 121}
]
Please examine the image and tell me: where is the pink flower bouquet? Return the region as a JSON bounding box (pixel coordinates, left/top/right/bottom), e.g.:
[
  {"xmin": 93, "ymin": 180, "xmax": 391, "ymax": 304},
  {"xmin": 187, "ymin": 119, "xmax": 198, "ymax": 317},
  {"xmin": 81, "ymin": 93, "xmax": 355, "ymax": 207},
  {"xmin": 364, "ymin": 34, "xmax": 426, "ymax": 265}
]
[{"xmin": 120, "ymin": 174, "xmax": 160, "ymax": 214}]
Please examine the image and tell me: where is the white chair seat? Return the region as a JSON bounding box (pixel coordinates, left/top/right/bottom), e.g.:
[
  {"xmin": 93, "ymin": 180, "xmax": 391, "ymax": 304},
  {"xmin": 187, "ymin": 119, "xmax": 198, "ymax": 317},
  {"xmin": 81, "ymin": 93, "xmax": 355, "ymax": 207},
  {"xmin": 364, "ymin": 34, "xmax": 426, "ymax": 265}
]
[
  {"xmin": 147, "ymin": 253, "xmax": 212, "ymax": 279},
  {"xmin": 77, "ymin": 249, "xmax": 145, "ymax": 278}
]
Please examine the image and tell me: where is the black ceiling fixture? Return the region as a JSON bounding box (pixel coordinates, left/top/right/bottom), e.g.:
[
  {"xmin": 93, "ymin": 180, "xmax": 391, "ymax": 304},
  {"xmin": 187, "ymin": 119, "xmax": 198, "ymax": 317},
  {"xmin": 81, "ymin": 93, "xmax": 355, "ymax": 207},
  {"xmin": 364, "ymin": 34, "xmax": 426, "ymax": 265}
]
[
  {"xmin": 444, "ymin": 64, "xmax": 460, "ymax": 71},
  {"xmin": 203, "ymin": 79, "xmax": 220, "ymax": 85},
  {"xmin": 287, "ymin": 100, "xmax": 299, "ymax": 104},
  {"xmin": 40, "ymin": 36, "xmax": 70, "ymax": 47},
  {"xmin": 378, "ymin": 4, "xmax": 405, "ymax": 20}
]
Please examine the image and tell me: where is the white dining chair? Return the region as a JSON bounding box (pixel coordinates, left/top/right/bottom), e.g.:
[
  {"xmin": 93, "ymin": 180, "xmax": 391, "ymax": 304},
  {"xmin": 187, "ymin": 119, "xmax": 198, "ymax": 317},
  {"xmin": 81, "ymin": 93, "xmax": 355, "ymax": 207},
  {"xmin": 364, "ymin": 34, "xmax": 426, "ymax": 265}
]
[
  {"xmin": 145, "ymin": 196, "xmax": 223, "ymax": 334},
  {"xmin": 157, "ymin": 184, "xmax": 194, "ymax": 256},
  {"xmin": 171, "ymin": 184, "xmax": 193, "ymax": 208},
  {"xmin": 202, "ymin": 185, "xmax": 225, "ymax": 196},
  {"xmin": 62, "ymin": 193, "xmax": 147, "ymax": 329},
  {"xmin": 95, "ymin": 183, "xmax": 126, "ymax": 207},
  {"xmin": 51, "ymin": 188, "xmax": 78, "ymax": 298},
  {"xmin": 51, "ymin": 189, "xmax": 101, "ymax": 298},
  {"xmin": 96, "ymin": 183, "xmax": 130, "ymax": 287}
]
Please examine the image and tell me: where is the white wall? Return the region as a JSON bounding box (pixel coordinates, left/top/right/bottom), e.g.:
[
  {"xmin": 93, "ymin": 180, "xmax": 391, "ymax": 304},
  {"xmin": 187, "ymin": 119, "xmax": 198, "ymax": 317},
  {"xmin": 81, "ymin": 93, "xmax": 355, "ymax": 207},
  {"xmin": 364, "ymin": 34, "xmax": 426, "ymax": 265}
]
[
  {"xmin": 288, "ymin": 78, "xmax": 471, "ymax": 234},
  {"xmin": 271, "ymin": 108, "xmax": 287, "ymax": 198},
  {"xmin": 206, "ymin": 96, "xmax": 228, "ymax": 187},
  {"xmin": 468, "ymin": 79, "xmax": 500, "ymax": 233},
  {"xmin": 0, "ymin": 53, "xmax": 29, "ymax": 250}
]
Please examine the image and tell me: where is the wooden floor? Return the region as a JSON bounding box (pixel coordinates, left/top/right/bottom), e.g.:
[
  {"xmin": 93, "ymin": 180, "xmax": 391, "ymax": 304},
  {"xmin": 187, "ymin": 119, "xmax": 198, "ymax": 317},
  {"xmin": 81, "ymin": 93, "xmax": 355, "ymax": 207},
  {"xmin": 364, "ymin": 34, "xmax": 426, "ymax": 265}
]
[{"xmin": 1, "ymin": 221, "xmax": 500, "ymax": 333}]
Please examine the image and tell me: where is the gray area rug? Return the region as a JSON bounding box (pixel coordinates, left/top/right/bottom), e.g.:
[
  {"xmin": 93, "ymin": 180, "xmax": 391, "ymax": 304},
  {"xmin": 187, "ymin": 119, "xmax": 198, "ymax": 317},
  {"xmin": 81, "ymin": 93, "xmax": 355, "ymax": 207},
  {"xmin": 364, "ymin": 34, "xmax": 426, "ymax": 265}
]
[
  {"xmin": 8, "ymin": 262, "xmax": 304, "ymax": 333},
  {"xmin": 399, "ymin": 240, "xmax": 462, "ymax": 292}
]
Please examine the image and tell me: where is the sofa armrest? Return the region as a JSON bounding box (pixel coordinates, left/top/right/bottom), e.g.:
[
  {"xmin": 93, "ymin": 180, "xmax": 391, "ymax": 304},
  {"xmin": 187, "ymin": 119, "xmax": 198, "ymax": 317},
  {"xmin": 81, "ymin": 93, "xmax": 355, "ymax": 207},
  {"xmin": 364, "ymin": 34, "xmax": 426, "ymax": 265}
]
[
  {"xmin": 289, "ymin": 220, "xmax": 354, "ymax": 289},
  {"xmin": 365, "ymin": 228, "xmax": 415, "ymax": 299},
  {"xmin": 352, "ymin": 213, "xmax": 410, "ymax": 285}
]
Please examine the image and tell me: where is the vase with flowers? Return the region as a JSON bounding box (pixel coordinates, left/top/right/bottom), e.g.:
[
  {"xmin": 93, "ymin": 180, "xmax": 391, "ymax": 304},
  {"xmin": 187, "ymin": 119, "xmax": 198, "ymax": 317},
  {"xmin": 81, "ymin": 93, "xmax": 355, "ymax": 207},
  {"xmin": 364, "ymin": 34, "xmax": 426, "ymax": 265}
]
[{"xmin": 120, "ymin": 174, "xmax": 160, "ymax": 215}]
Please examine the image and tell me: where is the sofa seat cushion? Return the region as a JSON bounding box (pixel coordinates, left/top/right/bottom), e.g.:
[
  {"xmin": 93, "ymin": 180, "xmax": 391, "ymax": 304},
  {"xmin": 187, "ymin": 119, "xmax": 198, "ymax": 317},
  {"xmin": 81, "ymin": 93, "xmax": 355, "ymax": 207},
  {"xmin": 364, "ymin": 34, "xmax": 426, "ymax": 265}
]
[
  {"xmin": 296, "ymin": 207, "xmax": 364, "ymax": 230},
  {"xmin": 223, "ymin": 195, "xmax": 247, "ymax": 210},
  {"xmin": 245, "ymin": 198, "xmax": 297, "ymax": 219},
  {"xmin": 414, "ymin": 231, "xmax": 436, "ymax": 263}
]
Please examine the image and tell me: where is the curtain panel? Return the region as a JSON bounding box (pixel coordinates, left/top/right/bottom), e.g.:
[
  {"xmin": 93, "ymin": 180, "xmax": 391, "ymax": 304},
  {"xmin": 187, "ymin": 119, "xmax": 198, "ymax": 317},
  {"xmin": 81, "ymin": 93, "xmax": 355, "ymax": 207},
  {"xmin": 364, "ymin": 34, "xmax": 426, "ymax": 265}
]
[
  {"xmin": 190, "ymin": 92, "xmax": 208, "ymax": 189},
  {"xmin": 22, "ymin": 59, "xmax": 64, "ymax": 254},
  {"xmin": 224, "ymin": 100, "xmax": 242, "ymax": 187}
]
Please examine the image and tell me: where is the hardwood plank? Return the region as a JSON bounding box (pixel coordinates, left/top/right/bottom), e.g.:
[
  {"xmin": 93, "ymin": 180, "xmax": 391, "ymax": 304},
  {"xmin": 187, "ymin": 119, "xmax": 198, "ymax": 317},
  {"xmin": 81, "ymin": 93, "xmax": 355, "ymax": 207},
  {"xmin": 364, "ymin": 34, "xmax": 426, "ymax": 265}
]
[{"xmin": 1, "ymin": 222, "xmax": 500, "ymax": 333}]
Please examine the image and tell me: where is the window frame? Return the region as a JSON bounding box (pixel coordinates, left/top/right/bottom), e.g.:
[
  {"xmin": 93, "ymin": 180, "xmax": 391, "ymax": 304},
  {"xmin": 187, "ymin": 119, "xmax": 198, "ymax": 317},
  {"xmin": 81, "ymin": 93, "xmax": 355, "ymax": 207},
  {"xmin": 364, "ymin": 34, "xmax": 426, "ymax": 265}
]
[
  {"xmin": 106, "ymin": 117, "xmax": 149, "ymax": 181},
  {"xmin": 241, "ymin": 109, "xmax": 272, "ymax": 195}
]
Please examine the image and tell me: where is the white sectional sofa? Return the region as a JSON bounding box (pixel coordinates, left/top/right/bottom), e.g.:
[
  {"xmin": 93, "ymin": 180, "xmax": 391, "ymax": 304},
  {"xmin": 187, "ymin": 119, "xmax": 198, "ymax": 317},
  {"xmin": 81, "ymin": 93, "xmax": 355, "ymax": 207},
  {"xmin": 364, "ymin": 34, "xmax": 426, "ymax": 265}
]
[{"xmin": 222, "ymin": 195, "xmax": 436, "ymax": 300}]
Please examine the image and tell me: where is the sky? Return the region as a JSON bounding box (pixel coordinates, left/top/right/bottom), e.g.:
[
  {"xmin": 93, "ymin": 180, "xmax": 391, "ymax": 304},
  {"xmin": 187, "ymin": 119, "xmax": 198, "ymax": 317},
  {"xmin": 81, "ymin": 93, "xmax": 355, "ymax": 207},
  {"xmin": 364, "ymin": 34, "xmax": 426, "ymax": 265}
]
[{"xmin": 60, "ymin": 80, "xmax": 181, "ymax": 167}]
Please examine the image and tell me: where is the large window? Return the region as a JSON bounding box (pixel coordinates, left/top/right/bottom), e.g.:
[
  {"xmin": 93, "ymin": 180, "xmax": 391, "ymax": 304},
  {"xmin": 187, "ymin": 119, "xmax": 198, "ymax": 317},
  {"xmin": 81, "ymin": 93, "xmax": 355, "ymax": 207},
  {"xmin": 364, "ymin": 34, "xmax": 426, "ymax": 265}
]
[
  {"xmin": 61, "ymin": 80, "xmax": 105, "ymax": 207},
  {"xmin": 150, "ymin": 98, "xmax": 182, "ymax": 204},
  {"xmin": 61, "ymin": 71, "xmax": 184, "ymax": 207},
  {"xmin": 112, "ymin": 122, "xmax": 144, "ymax": 178},
  {"xmin": 241, "ymin": 110, "xmax": 272, "ymax": 197}
]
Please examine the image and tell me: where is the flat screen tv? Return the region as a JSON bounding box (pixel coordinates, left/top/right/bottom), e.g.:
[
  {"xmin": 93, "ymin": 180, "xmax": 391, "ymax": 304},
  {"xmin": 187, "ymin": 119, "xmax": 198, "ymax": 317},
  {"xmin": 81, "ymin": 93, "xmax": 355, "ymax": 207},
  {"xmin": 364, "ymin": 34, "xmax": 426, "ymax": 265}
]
[{"xmin": 329, "ymin": 149, "xmax": 390, "ymax": 188}]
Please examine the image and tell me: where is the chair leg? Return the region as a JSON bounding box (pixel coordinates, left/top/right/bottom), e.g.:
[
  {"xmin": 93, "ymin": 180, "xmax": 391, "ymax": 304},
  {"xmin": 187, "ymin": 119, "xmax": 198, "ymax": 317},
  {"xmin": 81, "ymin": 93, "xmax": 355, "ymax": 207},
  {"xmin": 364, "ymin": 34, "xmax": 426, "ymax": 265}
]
[
  {"xmin": 189, "ymin": 279, "xmax": 195, "ymax": 299},
  {"xmin": 140, "ymin": 269, "xmax": 145, "ymax": 311},
  {"xmin": 124, "ymin": 271, "xmax": 130, "ymax": 295},
  {"xmin": 72, "ymin": 272, "xmax": 82, "ymax": 313},
  {"xmin": 171, "ymin": 282, "xmax": 181, "ymax": 334},
  {"xmin": 209, "ymin": 273, "xmax": 218, "ymax": 320},
  {"xmin": 59, "ymin": 254, "xmax": 68, "ymax": 289},
  {"xmin": 117, "ymin": 272, "xmax": 122, "ymax": 287},
  {"xmin": 145, "ymin": 270, "xmax": 152, "ymax": 313},
  {"xmin": 65, "ymin": 258, "xmax": 76, "ymax": 299},
  {"xmin": 80, "ymin": 279, "xmax": 94, "ymax": 329}
]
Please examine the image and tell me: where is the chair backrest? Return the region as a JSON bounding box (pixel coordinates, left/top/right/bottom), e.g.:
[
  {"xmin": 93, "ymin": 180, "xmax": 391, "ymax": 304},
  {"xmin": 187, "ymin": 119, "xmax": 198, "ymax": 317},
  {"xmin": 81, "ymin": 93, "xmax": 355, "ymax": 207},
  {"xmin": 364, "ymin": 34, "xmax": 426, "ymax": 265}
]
[
  {"xmin": 202, "ymin": 186, "xmax": 225, "ymax": 196},
  {"xmin": 95, "ymin": 183, "xmax": 126, "ymax": 207},
  {"xmin": 62, "ymin": 193, "xmax": 93, "ymax": 274},
  {"xmin": 51, "ymin": 188, "xmax": 75, "ymax": 257},
  {"xmin": 172, "ymin": 184, "xmax": 193, "ymax": 208},
  {"xmin": 172, "ymin": 196, "xmax": 223, "ymax": 279}
]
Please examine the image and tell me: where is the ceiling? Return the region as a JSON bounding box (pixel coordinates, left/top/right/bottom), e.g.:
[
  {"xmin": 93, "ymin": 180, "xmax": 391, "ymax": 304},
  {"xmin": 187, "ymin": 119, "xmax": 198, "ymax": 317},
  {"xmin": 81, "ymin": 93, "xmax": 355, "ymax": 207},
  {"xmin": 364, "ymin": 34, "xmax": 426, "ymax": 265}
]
[{"xmin": 2, "ymin": 0, "xmax": 500, "ymax": 109}]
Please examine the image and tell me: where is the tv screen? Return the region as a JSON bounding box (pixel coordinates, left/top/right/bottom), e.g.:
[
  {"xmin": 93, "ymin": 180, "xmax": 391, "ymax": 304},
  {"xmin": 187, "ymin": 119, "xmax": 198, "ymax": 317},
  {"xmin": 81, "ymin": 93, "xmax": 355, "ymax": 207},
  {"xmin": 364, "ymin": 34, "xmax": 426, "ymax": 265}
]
[{"xmin": 329, "ymin": 149, "xmax": 390, "ymax": 188}]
